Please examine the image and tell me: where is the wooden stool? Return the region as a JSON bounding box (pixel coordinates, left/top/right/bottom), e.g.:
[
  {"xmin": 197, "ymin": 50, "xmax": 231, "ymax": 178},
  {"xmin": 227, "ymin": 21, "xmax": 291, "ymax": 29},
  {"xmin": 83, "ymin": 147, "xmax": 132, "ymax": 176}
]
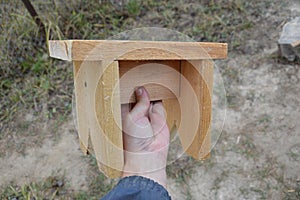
[{"xmin": 49, "ymin": 40, "xmax": 227, "ymax": 177}]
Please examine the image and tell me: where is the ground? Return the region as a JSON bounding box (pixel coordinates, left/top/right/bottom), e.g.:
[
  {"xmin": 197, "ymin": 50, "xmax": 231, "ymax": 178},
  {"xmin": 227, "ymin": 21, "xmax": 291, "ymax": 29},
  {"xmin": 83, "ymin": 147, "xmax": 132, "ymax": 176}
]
[{"xmin": 0, "ymin": 0, "xmax": 299, "ymax": 199}]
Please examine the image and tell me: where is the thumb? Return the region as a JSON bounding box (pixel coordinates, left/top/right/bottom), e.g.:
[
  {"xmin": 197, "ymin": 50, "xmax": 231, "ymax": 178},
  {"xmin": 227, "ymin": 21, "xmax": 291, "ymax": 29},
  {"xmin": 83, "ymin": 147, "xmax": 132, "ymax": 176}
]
[{"xmin": 130, "ymin": 87, "xmax": 150, "ymax": 121}]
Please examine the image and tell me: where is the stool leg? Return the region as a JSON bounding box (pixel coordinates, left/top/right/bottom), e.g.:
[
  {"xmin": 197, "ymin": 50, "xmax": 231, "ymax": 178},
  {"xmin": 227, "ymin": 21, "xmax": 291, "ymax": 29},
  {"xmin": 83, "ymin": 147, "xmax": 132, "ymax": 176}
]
[
  {"xmin": 74, "ymin": 60, "xmax": 123, "ymax": 178},
  {"xmin": 95, "ymin": 61, "xmax": 124, "ymax": 178},
  {"xmin": 163, "ymin": 98, "xmax": 181, "ymax": 139},
  {"xmin": 180, "ymin": 60, "xmax": 213, "ymax": 159},
  {"xmin": 73, "ymin": 60, "xmax": 92, "ymax": 155}
]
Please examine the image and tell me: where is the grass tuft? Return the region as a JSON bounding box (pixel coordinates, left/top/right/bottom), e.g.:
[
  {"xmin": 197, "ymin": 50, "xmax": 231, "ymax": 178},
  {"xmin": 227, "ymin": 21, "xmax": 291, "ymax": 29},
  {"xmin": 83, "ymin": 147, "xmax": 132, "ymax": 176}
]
[{"xmin": 0, "ymin": 176, "xmax": 66, "ymax": 199}]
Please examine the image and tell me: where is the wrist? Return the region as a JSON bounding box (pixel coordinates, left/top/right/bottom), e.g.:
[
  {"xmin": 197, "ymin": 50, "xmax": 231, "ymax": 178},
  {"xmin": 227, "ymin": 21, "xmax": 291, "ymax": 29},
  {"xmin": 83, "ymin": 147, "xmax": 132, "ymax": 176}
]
[{"xmin": 122, "ymin": 151, "xmax": 168, "ymax": 187}]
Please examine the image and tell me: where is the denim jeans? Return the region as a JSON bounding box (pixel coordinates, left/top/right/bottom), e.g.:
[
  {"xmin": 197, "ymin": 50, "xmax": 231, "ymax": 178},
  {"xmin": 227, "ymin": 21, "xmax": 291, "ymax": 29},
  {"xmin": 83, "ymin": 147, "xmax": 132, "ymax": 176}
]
[{"xmin": 101, "ymin": 176, "xmax": 171, "ymax": 200}]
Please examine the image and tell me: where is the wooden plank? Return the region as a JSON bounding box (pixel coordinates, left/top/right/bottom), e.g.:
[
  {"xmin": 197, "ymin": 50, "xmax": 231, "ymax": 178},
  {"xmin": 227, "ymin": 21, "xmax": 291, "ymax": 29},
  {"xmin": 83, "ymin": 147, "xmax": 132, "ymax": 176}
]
[
  {"xmin": 179, "ymin": 60, "xmax": 213, "ymax": 159},
  {"xmin": 118, "ymin": 60, "xmax": 181, "ymax": 103},
  {"xmin": 197, "ymin": 60, "xmax": 213, "ymax": 159},
  {"xmin": 94, "ymin": 61, "xmax": 124, "ymax": 178},
  {"xmin": 49, "ymin": 40, "xmax": 228, "ymax": 61},
  {"xmin": 163, "ymin": 98, "xmax": 181, "ymax": 140},
  {"xmin": 73, "ymin": 61, "xmax": 91, "ymax": 155},
  {"xmin": 49, "ymin": 40, "xmax": 72, "ymax": 61},
  {"xmin": 74, "ymin": 60, "xmax": 123, "ymax": 178}
]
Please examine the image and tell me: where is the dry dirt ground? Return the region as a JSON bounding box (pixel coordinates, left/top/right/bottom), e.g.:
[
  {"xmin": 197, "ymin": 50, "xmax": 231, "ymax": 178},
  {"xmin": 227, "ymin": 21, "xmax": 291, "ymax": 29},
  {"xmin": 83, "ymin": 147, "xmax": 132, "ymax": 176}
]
[
  {"xmin": 1, "ymin": 0, "xmax": 300, "ymax": 199},
  {"xmin": 166, "ymin": 1, "xmax": 300, "ymax": 199}
]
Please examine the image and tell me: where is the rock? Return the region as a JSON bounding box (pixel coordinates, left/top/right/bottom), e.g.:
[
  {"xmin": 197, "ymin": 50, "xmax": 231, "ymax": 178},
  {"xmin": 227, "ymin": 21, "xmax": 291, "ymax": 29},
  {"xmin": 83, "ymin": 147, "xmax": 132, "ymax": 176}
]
[{"xmin": 278, "ymin": 17, "xmax": 300, "ymax": 61}]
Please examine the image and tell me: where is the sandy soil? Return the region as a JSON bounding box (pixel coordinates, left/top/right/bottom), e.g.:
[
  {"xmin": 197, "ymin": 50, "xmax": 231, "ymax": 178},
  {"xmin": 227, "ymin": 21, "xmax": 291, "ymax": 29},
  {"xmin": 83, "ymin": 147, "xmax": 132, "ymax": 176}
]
[
  {"xmin": 0, "ymin": 116, "xmax": 90, "ymax": 191},
  {"xmin": 168, "ymin": 1, "xmax": 300, "ymax": 199}
]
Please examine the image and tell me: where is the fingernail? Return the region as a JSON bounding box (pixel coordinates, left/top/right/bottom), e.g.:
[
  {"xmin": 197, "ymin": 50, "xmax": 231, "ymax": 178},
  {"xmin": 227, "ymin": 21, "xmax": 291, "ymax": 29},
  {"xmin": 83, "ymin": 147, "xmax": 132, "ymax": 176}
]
[{"xmin": 136, "ymin": 87, "xmax": 143, "ymax": 96}]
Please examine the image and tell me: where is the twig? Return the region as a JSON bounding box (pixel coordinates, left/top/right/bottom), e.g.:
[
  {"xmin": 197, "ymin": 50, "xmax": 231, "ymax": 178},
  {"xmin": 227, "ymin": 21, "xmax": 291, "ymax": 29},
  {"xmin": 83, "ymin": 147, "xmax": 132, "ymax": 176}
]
[{"xmin": 21, "ymin": 0, "xmax": 46, "ymax": 37}]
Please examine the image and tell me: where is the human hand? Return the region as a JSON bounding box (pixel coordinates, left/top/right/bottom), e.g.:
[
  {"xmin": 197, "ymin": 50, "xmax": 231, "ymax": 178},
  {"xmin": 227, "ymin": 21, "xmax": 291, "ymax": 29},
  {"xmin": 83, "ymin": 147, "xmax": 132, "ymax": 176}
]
[{"xmin": 121, "ymin": 87, "xmax": 170, "ymax": 187}]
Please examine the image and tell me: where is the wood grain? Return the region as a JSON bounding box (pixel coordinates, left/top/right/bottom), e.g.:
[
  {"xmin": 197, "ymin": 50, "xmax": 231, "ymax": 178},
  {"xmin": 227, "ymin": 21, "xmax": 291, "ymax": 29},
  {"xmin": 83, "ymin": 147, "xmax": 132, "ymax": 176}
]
[
  {"xmin": 49, "ymin": 40, "xmax": 228, "ymax": 61},
  {"xmin": 119, "ymin": 60, "xmax": 181, "ymax": 103},
  {"xmin": 94, "ymin": 61, "xmax": 124, "ymax": 178},
  {"xmin": 73, "ymin": 61, "xmax": 90, "ymax": 155},
  {"xmin": 163, "ymin": 98, "xmax": 181, "ymax": 139},
  {"xmin": 179, "ymin": 60, "xmax": 213, "ymax": 159},
  {"xmin": 74, "ymin": 60, "xmax": 123, "ymax": 178}
]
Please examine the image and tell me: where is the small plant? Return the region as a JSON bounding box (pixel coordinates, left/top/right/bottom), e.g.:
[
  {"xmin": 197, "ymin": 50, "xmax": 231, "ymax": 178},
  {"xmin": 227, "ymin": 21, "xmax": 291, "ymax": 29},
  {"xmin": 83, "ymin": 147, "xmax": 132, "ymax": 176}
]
[
  {"xmin": 0, "ymin": 176, "xmax": 66, "ymax": 199},
  {"xmin": 126, "ymin": 0, "xmax": 140, "ymax": 17}
]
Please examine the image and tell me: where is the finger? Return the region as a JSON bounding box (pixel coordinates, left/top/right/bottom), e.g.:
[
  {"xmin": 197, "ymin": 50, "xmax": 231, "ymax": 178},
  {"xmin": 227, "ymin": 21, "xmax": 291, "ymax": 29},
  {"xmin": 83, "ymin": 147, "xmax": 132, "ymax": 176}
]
[
  {"xmin": 121, "ymin": 104, "xmax": 131, "ymax": 120},
  {"xmin": 151, "ymin": 101, "xmax": 165, "ymax": 118},
  {"xmin": 130, "ymin": 86, "xmax": 150, "ymax": 121},
  {"xmin": 149, "ymin": 102, "xmax": 166, "ymax": 123},
  {"xmin": 149, "ymin": 102, "xmax": 168, "ymax": 136}
]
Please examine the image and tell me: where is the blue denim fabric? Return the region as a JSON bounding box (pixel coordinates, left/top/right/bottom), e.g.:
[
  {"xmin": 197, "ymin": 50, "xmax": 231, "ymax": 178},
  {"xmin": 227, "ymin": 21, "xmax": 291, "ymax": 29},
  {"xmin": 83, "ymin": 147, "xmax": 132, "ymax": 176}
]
[{"xmin": 101, "ymin": 176, "xmax": 171, "ymax": 200}]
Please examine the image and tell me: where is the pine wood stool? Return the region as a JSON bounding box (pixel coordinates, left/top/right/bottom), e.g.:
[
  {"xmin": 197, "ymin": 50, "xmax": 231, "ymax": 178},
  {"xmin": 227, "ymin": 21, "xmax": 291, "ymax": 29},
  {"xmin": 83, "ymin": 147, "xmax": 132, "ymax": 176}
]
[{"xmin": 49, "ymin": 40, "xmax": 227, "ymax": 177}]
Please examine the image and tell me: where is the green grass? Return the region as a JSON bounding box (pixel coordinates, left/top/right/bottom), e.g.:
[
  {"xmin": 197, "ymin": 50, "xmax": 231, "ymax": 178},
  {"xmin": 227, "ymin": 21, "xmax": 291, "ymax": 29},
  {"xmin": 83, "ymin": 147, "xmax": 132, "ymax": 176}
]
[
  {"xmin": 126, "ymin": 0, "xmax": 141, "ymax": 17},
  {"xmin": 0, "ymin": 156, "xmax": 115, "ymax": 199},
  {"xmin": 0, "ymin": 176, "xmax": 67, "ymax": 199}
]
